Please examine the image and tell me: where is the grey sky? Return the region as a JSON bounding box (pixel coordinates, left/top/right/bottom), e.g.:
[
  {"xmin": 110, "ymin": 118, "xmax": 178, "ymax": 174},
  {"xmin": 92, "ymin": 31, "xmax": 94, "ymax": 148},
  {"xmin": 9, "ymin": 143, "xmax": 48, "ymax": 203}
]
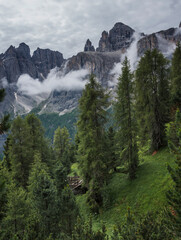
[{"xmin": 0, "ymin": 0, "xmax": 180, "ymax": 58}]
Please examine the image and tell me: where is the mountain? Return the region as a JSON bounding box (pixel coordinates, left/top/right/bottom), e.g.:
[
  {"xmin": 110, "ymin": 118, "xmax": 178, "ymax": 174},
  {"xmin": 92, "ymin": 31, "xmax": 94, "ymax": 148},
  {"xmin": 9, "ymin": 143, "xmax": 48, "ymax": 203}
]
[
  {"xmin": 0, "ymin": 43, "xmax": 64, "ymax": 117},
  {"xmin": 0, "ymin": 22, "xmax": 181, "ymax": 117}
]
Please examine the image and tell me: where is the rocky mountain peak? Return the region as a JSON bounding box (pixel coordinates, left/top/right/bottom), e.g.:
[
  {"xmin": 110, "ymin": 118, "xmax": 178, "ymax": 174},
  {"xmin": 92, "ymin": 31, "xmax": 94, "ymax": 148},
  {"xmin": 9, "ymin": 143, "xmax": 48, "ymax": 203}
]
[
  {"xmin": 4, "ymin": 45, "xmax": 16, "ymax": 57},
  {"xmin": 32, "ymin": 47, "xmax": 64, "ymax": 80},
  {"xmin": 96, "ymin": 22, "xmax": 134, "ymax": 52},
  {"xmin": 179, "ymin": 22, "xmax": 181, "ymax": 28},
  {"xmin": 16, "ymin": 42, "xmax": 31, "ymax": 59},
  {"xmin": 84, "ymin": 39, "xmax": 95, "ymax": 52}
]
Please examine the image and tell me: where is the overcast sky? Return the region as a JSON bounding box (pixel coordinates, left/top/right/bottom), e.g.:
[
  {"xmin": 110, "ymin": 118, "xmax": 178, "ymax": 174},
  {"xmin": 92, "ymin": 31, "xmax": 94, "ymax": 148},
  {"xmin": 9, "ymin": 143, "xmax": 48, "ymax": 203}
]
[{"xmin": 0, "ymin": 0, "xmax": 180, "ymax": 59}]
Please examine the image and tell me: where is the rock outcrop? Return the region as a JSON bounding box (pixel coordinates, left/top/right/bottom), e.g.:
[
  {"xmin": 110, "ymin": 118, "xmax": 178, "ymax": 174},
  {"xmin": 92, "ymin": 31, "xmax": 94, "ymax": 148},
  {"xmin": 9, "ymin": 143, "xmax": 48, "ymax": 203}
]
[
  {"xmin": 32, "ymin": 48, "xmax": 64, "ymax": 81},
  {"xmin": 0, "ymin": 43, "xmax": 64, "ymax": 84},
  {"xmin": 137, "ymin": 26, "xmax": 181, "ymax": 57},
  {"xmin": 96, "ymin": 22, "xmax": 134, "ymax": 52},
  {"xmin": 65, "ymin": 51, "xmax": 121, "ymax": 87},
  {"xmin": 84, "ymin": 39, "xmax": 95, "ymax": 52}
]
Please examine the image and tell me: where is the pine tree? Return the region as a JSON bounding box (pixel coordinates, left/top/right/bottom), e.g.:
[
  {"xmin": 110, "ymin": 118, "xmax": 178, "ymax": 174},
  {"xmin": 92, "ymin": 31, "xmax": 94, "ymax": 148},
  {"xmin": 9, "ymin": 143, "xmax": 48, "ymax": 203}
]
[
  {"xmin": 135, "ymin": 49, "xmax": 170, "ymax": 151},
  {"xmin": 166, "ymin": 110, "xmax": 181, "ymax": 236},
  {"xmin": 114, "ymin": 57, "xmax": 138, "ymax": 179},
  {"xmin": 106, "ymin": 127, "xmax": 118, "ymax": 174},
  {"xmin": 77, "ymin": 74, "xmax": 109, "ymax": 211},
  {"xmin": 25, "ymin": 113, "xmax": 52, "ymax": 170},
  {"xmin": 1, "ymin": 182, "xmax": 28, "ymax": 239},
  {"xmin": 53, "ymin": 126, "xmax": 72, "ymax": 174},
  {"xmin": 28, "ymin": 153, "xmax": 58, "ymax": 239},
  {"xmin": 7, "ymin": 116, "xmax": 32, "ymax": 188},
  {"xmin": 170, "ymin": 42, "xmax": 181, "ymax": 112}
]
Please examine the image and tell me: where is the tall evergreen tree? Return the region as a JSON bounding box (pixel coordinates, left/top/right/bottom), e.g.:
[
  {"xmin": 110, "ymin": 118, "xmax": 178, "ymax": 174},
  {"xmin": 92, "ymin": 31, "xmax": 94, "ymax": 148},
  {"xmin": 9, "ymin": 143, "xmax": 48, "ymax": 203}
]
[
  {"xmin": 1, "ymin": 182, "xmax": 28, "ymax": 240},
  {"xmin": 114, "ymin": 57, "xmax": 138, "ymax": 179},
  {"xmin": 170, "ymin": 42, "xmax": 181, "ymax": 113},
  {"xmin": 166, "ymin": 110, "xmax": 181, "ymax": 237},
  {"xmin": 25, "ymin": 113, "xmax": 52, "ymax": 170},
  {"xmin": 7, "ymin": 116, "xmax": 32, "ymax": 188},
  {"xmin": 53, "ymin": 126, "xmax": 72, "ymax": 174},
  {"xmin": 77, "ymin": 74, "xmax": 109, "ymax": 211},
  {"xmin": 28, "ymin": 153, "xmax": 58, "ymax": 239},
  {"xmin": 135, "ymin": 49, "xmax": 170, "ymax": 151}
]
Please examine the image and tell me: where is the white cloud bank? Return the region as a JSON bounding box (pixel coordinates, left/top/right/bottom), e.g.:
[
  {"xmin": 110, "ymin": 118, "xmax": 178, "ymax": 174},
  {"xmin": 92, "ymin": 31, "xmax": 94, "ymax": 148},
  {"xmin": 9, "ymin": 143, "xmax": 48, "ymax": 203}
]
[
  {"xmin": 109, "ymin": 32, "xmax": 142, "ymax": 87},
  {"xmin": 17, "ymin": 68, "xmax": 88, "ymax": 95}
]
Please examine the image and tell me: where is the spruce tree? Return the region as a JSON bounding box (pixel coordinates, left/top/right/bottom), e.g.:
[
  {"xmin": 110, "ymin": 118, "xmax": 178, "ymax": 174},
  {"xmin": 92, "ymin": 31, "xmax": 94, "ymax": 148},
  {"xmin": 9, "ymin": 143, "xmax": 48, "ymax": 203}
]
[
  {"xmin": 53, "ymin": 126, "xmax": 72, "ymax": 174},
  {"xmin": 114, "ymin": 57, "xmax": 138, "ymax": 179},
  {"xmin": 135, "ymin": 49, "xmax": 170, "ymax": 151},
  {"xmin": 77, "ymin": 74, "xmax": 109, "ymax": 211},
  {"xmin": 25, "ymin": 113, "xmax": 52, "ymax": 170},
  {"xmin": 7, "ymin": 116, "xmax": 32, "ymax": 188},
  {"xmin": 166, "ymin": 110, "xmax": 181, "ymax": 237},
  {"xmin": 28, "ymin": 153, "xmax": 58, "ymax": 239},
  {"xmin": 1, "ymin": 182, "xmax": 28, "ymax": 239},
  {"xmin": 170, "ymin": 42, "xmax": 181, "ymax": 112}
]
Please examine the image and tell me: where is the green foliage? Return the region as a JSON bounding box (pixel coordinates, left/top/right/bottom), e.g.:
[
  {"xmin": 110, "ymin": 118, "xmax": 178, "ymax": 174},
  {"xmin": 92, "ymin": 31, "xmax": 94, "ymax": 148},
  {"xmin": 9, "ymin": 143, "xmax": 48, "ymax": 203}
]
[
  {"xmin": 112, "ymin": 209, "xmax": 171, "ymax": 240},
  {"xmin": 76, "ymin": 148, "xmax": 174, "ymax": 234},
  {"xmin": 166, "ymin": 110, "xmax": 181, "ymax": 237},
  {"xmin": 114, "ymin": 57, "xmax": 138, "ymax": 179},
  {"xmin": 72, "ymin": 217, "xmax": 108, "ymax": 240},
  {"xmin": 135, "ymin": 49, "xmax": 170, "ymax": 151},
  {"xmin": 171, "ymin": 42, "xmax": 181, "ymax": 111},
  {"xmin": 28, "ymin": 153, "xmax": 58, "ymax": 239},
  {"xmin": 7, "ymin": 116, "xmax": 32, "ymax": 188},
  {"xmin": 38, "ymin": 109, "xmax": 78, "ymax": 140},
  {"xmin": 77, "ymin": 74, "xmax": 109, "ymax": 211},
  {"xmin": 1, "ymin": 182, "xmax": 28, "ymax": 240}
]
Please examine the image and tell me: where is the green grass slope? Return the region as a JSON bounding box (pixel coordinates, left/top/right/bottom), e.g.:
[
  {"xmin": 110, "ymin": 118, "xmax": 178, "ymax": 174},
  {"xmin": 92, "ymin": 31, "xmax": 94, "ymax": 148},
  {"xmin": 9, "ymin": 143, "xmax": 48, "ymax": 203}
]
[{"xmin": 75, "ymin": 148, "xmax": 175, "ymax": 233}]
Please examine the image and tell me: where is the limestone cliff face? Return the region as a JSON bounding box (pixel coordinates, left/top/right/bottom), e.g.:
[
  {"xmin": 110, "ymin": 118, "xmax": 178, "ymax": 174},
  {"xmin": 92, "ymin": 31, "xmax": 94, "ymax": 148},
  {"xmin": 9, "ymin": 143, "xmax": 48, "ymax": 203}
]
[
  {"xmin": 40, "ymin": 51, "xmax": 121, "ymax": 114},
  {"xmin": 96, "ymin": 22, "xmax": 134, "ymax": 52},
  {"xmin": 137, "ymin": 26, "xmax": 181, "ymax": 57},
  {"xmin": 0, "ymin": 43, "xmax": 64, "ymax": 116},
  {"xmin": 32, "ymin": 48, "xmax": 64, "ymax": 80},
  {"xmin": 66, "ymin": 51, "xmax": 120, "ymax": 86},
  {"xmin": 0, "ymin": 43, "xmax": 64, "ymax": 84}
]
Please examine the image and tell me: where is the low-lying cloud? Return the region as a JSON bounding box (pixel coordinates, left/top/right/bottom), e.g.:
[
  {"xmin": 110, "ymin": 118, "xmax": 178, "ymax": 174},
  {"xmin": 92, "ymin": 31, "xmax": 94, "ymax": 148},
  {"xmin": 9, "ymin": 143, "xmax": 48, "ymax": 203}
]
[
  {"xmin": 109, "ymin": 32, "xmax": 141, "ymax": 87},
  {"xmin": 157, "ymin": 33, "xmax": 176, "ymax": 57},
  {"xmin": 17, "ymin": 68, "xmax": 89, "ymax": 95}
]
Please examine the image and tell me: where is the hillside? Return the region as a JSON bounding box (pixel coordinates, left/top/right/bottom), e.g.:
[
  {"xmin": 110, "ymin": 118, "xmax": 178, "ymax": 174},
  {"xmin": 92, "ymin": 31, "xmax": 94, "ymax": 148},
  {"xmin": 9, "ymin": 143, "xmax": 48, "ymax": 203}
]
[{"xmin": 74, "ymin": 148, "xmax": 175, "ymax": 235}]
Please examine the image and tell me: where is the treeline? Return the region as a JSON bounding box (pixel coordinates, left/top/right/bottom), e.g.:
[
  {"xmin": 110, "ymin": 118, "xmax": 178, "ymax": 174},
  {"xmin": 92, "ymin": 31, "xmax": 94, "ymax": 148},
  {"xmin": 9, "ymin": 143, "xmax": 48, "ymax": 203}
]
[
  {"xmin": 0, "ymin": 44, "xmax": 181, "ymax": 239},
  {"xmin": 0, "ymin": 114, "xmax": 78, "ymax": 239}
]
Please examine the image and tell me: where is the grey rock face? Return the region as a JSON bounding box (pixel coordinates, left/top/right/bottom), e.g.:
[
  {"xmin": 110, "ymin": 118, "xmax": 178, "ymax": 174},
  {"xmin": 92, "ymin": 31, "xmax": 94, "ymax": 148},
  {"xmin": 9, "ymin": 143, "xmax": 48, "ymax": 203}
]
[
  {"xmin": 0, "ymin": 43, "xmax": 64, "ymax": 84},
  {"xmin": 96, "ymin": 22, "xmax": 134, "ymax": 52},
  {"xmin": 66, "ymin": 51, "xmax": 121, "ymax": 87},
  {"xmin": 39, "ymin": 51, "xmax": 121, "ymax": 114},
  {"xmin": 137, "ymin": 27, "xmax": 181, "ymax": 57},
  {"xmin": 32, "ymin": 48, "xmax": 64, "ymax": 81},
  {"xmin": 0, "ymin": 43, "xmax": 64, "ymax": 116},
  {"xmin": 84, "ymin": 39, "xmax": 95, "ymax": 52}
]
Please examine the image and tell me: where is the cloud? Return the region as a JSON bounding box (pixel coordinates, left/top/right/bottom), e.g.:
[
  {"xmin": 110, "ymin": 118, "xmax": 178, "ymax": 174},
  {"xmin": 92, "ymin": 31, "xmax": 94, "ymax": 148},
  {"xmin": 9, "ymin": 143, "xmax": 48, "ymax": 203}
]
[
  {"xmin": 156, "ymin": 34, "xmax": 176, "ymax": 57},
  {"xmin": 17, "ymin": 67, "xmax": 89, "ymax": 95},
  {"xmin": 0, "ymin": 0, "xmax": 181, "ymax": 58},
  {"xmin": 109, "ymin": 32, "xmax": 141, "ymax": 87},
  {"xmin": 0, "ymin": 77, "xmax": 8, "ymax": 88}
]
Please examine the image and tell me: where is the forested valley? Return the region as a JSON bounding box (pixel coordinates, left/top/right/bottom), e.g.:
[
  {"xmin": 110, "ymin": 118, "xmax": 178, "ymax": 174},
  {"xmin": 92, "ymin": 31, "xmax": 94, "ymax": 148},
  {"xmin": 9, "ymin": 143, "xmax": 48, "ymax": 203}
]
[{"xmin": 0, "ymin": 45, "xmax": 181, "ymax": 239}]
